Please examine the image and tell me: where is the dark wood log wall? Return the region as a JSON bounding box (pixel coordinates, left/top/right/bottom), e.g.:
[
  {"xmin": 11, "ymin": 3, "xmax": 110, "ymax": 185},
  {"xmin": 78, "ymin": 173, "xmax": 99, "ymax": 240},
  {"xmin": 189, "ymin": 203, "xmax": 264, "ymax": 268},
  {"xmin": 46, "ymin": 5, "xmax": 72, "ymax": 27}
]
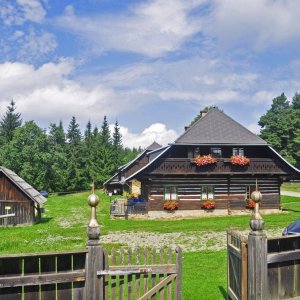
[
  {"xmin": 147, "ymin": 176, "xmax": 280, "ymax": 211},
  {"xmin": 0, "ymin": 175, "xmax": 35, "ymax": 225}
]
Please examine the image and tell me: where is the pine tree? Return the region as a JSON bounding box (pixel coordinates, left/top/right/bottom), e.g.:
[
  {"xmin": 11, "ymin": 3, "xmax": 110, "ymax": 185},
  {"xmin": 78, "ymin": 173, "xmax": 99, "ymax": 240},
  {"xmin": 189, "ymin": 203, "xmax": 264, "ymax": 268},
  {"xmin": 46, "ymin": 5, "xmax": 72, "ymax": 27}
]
[
  {"xmin": 66, "ymin": 116, "xmax": 82, "ymax": 146},
  {"xmin": 0, "ymin": 100, "xmax": 22, "ymax": 143},
  {"xmin": 100, "ymin": 116, "xmax": 111, "ymax": 146},
  {"xmin": 66, "ymin": 117, "xmax": 86, "ymax": 191}
]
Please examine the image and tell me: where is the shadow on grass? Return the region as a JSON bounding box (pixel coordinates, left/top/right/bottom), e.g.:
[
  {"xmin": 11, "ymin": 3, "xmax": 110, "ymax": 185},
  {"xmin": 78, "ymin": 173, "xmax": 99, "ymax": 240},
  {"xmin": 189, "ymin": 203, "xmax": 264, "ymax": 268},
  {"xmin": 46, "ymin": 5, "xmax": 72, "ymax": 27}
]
[
  {"xmin": 282, "ymin": 208, "xmax": 300, "ymax": 213},
  {"xmin": 39, "ymin": 217, "xmax": 53, "ymax": 224},
  {"xmin": 218, "ymin": 286, "xmax": 227, "ymax": 299}
]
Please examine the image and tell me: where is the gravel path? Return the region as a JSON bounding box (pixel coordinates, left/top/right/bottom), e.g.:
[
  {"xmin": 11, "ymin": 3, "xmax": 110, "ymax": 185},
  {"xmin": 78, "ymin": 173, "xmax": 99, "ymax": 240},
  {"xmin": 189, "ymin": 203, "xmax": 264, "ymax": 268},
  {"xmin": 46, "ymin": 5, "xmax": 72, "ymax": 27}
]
[
  {"xmin": 100, "ymin": 229, "xmax": 283, "ymax": 252},
  {"xmin": 281, "ymin": 191, "xmax": 300, "ymax": 197}
]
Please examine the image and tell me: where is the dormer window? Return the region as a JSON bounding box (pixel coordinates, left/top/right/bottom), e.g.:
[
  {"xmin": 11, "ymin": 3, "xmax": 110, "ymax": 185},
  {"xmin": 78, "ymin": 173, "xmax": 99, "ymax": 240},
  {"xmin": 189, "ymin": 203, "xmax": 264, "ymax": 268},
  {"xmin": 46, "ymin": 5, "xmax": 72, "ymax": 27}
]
[
  {"xmin": 233, "ymin": 148, "xmax": 244, "ymax": 156},
  {"xmin": 211, "ymin": 147, "xmax": 222, "ymax": 158}
]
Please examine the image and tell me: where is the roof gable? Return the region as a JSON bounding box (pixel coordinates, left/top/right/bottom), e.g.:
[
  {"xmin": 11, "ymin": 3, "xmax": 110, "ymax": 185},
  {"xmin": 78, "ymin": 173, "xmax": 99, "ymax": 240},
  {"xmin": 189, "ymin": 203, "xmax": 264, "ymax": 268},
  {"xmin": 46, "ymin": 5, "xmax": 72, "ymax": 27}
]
[
  {"xmin": 0, "ymin": 167, "xmax": 47, "ymax": 205},
  {"xmin": 146, "ymin": 141, "xmax": 162, "ymax": 151},
  {"xmin": 175, "ymin": 108, "xmax": 267, "ymax": 145}
]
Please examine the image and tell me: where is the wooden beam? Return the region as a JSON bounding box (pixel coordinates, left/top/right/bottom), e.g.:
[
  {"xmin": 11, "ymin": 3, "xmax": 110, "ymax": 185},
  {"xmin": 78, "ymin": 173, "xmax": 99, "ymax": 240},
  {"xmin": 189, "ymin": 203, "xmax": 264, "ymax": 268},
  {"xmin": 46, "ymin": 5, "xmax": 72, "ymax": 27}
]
[
  {"xmin": 0, "ymin": 270, "xmax": 85, "ymax": 288},
  {"xmin": 137, "ymin": 274, "xmax": 176, "ymax": 300},
  {"xmin": 267, "ymin": 249, "xmax": 300, "ymax": 264}
]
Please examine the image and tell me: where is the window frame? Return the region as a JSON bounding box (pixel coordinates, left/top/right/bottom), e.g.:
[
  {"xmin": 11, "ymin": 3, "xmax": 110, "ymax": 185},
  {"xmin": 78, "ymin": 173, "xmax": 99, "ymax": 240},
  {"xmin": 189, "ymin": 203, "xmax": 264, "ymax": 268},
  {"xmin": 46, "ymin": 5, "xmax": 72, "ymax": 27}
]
[
  {"xmin": 245, "ymin": 185, "xmax": 256, "ymax": 200},
  {"xmin": 200, "ymin": 185, "xmax": 215, "ymax": 200},
  {"xmin": 232, "ymin": 147, "xmax": 244, "ymax": 156},
  {"xmin": 210, "ymin": 147, "xmax": 222, "ymax": 158},
  {"xmin": 164, "ymin": 186, "xmax": 178, "ymax": 201}
]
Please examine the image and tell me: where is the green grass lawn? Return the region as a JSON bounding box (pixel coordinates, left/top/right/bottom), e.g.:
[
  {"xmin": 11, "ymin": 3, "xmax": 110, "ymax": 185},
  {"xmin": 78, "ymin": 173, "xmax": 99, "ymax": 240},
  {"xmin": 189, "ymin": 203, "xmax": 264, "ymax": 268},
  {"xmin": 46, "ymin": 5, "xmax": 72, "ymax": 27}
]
[
  {"xmin": 282, "ymin": 182, "xmax": 300, "ymax": 192},
  {"xmin": 0, "ymin": 192, "xmax": 299, "ymax": 299}
]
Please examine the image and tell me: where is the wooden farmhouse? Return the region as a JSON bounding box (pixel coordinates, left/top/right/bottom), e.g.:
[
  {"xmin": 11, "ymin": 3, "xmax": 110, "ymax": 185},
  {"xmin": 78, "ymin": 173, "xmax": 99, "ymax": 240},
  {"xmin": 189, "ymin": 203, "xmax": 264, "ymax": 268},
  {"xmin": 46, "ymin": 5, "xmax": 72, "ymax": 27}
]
[
  {"xmin": 104, "ymin": 141, "xmax": 162, "ymax": 195},
  {"xmin": 105, "ymin": 108, "xmax": 300, "ymax": 218},
  {"xmin": 0, "ymin": 167, "xmax": 47, "ymax": 225}
]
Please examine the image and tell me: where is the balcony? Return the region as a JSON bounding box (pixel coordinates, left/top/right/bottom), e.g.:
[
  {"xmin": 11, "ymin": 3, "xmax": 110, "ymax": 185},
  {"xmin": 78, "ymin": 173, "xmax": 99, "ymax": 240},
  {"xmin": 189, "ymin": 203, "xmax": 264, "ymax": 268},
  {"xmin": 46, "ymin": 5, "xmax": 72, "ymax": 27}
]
[{"xmin": 146, "ymin": 158, "xmax": 288, "ymax": 175}]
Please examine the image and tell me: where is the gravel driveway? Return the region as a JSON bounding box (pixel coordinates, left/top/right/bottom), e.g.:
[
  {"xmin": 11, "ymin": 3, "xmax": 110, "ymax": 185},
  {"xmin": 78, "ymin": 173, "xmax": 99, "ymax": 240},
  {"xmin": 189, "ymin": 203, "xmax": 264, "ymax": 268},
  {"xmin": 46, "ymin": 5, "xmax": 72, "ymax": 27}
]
[{"xmin": 100, "ymin": 229, "xmax": 282, "ymax": 252}]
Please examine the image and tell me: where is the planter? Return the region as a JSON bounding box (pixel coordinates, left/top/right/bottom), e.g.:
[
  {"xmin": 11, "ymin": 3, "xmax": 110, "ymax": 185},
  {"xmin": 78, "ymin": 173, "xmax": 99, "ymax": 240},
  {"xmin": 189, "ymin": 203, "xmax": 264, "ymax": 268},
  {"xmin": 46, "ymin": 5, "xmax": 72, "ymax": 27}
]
[{"xmin": 163, "ymin": 200, "xmax": 179, "ymax": 211}]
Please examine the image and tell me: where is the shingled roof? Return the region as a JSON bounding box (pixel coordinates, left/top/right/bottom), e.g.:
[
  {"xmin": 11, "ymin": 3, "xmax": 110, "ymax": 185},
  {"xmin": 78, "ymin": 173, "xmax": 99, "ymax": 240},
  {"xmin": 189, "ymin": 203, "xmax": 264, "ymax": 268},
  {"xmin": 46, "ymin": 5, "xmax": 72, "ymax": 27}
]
[
  {"xmin": 175, "ymin": 108, "xmax": 268, "ymax": 145},
  {"xmin": 146, "ymin": 141, "xmax": 162, "ymax": 151},
  {"xmin": 0, "ymin": 167, "xmax": 47, "ymax": 205}
]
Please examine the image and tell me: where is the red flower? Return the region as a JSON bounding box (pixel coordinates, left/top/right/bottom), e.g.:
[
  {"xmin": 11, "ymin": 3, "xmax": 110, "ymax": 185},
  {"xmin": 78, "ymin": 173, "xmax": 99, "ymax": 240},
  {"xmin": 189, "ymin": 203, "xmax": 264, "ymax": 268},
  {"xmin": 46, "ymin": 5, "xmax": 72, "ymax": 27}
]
[
  {"xmin": 164, "ymin": 200, "xmax": 179, "ymax": 210},
  {"xmin": 201, "ymin": 200, "xmax": 216, "ymax": 210},
  {"xmin": 246, "ymin": 199, "xmax": 256, "ymax": 209},
  {"xmin": 194, "ymin": 155, "xmax": 217, "ymax": 166},
  {"xmin": 230, "ymin": 155, "xmax": 250, "ymax": 166}
]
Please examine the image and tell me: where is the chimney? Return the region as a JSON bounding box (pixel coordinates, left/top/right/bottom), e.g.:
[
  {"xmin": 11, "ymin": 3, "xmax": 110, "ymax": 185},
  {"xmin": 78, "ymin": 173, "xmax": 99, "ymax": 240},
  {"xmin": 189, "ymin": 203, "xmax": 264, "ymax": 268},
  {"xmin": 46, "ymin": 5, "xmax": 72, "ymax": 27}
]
[
  {"xmin": 200, "ymin": 110, "xmax": 207, "ymax": 118},
  {"xmin": 184, "ymin": 126, "xmax": 191, "ymax": 131}
]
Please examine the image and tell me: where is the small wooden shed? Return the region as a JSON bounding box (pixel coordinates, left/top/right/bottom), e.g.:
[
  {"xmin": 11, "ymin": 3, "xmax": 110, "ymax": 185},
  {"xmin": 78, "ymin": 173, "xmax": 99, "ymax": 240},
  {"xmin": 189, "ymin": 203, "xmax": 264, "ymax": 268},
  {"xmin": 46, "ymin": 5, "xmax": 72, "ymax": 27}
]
[{"xmin": 0, "ymin": 167, "xmax": 47, "ymax": 226}]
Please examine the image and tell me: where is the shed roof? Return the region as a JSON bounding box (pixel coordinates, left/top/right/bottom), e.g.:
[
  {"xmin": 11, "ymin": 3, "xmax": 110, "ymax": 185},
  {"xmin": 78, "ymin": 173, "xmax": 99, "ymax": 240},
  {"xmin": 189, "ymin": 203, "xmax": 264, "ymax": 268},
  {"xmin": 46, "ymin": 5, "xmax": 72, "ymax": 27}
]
[
  {"xmin": 0, "ymin": 167, "xmax": 47, "ymax": 205},
  {"xmin": 175, "ymin": 108, "xmax": 268, "ymax": 145}
]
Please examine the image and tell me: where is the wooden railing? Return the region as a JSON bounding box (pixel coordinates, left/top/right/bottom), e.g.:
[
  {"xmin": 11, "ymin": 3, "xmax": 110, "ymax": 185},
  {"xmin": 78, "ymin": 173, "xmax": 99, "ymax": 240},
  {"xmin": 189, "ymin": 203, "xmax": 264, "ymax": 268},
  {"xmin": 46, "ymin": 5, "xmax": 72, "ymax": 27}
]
[
  {"xmin": 110, "ymin": 202, "xmax": 147, "ymax": 216},
  {"xmin": 146, "ymin": 158, "xmax": 287, "ymax": 175}
]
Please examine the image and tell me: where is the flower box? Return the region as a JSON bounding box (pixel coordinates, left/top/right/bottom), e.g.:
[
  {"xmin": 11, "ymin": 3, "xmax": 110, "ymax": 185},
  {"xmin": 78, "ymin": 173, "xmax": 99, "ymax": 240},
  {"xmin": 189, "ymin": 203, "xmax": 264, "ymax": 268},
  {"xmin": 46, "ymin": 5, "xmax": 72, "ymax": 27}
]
[
  {"xmin": 230, "ymin": 155, "xmax": 250, "ymax": 166},
  {"xmin": 164, "ymin": 200, "xmax": 179, "ymax": 211},
  {"xmin": 201, "ymin": 200, "xmax": 216, "ymax": 210},
  {"xmin": 194, "ymin": 155, "xmax": 217, "ymax": 166}
]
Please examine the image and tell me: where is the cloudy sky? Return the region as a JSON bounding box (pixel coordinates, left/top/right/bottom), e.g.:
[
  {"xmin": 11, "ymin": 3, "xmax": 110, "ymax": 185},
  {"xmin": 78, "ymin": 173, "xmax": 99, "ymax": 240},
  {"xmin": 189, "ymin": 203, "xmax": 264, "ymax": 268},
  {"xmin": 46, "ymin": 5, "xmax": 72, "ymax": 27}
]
[{"xmin": 1, "ymin": 0, "xmax": 300, "ymax": 148}]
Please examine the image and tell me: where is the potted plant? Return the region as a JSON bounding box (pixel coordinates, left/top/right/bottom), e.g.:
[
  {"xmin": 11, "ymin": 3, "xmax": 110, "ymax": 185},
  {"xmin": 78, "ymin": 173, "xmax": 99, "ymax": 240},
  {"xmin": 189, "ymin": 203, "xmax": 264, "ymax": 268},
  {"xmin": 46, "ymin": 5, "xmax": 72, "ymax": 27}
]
[
  {"xmin": 230, "ymin": 155, "xmax": 250, "ymax": 166},
  {"xmin": 201, "ymin": 200, "xmax": 216, "ymax": 210},
  {"xmin": 164, "ymin": 200, "xmax": 179, "ymax": 211},
  {"xmin": 194, "ymin": 154, "xmax": 217, "ymax": 166}
]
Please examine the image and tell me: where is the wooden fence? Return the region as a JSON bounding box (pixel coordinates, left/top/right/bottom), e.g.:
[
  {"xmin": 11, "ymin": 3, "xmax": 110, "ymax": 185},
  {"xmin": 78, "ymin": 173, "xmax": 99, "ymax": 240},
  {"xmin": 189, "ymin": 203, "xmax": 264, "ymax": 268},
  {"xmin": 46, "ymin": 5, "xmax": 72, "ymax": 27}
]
[
  {"xmin": 0, "ymin": 246, "xmax": 182, "ymax": 300},
  {"xmin": 227, "ymin": 231, "xmax": 247, "ymax": 300},
  {"xmin": 227, "ymin": 232, "xmax": 300, "ymax": 300},
  {"xmin": 110, "ymin": 202, "xmax": 147, "ymax": 217}
]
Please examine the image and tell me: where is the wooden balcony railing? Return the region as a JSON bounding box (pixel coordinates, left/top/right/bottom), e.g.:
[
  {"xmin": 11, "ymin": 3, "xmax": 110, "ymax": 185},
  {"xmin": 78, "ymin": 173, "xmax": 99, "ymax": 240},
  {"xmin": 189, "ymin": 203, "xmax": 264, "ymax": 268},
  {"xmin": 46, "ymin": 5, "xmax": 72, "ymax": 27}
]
[{"xmin": 145, "ymin": 158, "xmax": 288, "ymax": 175}]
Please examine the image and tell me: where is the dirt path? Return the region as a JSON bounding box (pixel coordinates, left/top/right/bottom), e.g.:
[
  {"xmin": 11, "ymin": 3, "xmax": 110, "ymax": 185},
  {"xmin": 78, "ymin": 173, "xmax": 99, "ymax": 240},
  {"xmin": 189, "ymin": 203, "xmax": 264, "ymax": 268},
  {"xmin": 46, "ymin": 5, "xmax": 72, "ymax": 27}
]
[
  {"xmin": 100, "ymin": 229, "xmax": 282, "ymax": 252},
  {"xmin": 281, "ymin": 191, "xmax": 300, "ymax": 197}
]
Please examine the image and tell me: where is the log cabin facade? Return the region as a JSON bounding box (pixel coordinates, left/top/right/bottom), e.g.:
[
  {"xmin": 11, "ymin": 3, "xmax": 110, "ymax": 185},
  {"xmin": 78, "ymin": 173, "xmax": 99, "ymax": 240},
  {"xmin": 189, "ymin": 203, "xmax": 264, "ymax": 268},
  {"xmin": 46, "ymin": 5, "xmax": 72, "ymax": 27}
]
[
  {"xmin": 105, "ymin": 108, "xmax": 300, "ymax": 217},
  {"xmin": 0, "ymin": 167, "xmax": 47, "ymax": 225}
]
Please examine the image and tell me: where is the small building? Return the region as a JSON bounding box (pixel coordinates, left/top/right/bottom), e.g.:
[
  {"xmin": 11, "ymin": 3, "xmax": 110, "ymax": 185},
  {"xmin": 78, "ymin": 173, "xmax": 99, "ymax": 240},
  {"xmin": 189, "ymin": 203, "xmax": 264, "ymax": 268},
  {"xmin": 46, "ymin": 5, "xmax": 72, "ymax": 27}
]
[
  {"xmin": 104, "ymin": 141, "xmax": 163, "ymax": 195},
  {"xmin": 0, "ymin": 167, "xmax": 47, "ymax": 226},
  {"xmin": 105, "ymin": 108, "xmax": 300, "ymax": 218}
]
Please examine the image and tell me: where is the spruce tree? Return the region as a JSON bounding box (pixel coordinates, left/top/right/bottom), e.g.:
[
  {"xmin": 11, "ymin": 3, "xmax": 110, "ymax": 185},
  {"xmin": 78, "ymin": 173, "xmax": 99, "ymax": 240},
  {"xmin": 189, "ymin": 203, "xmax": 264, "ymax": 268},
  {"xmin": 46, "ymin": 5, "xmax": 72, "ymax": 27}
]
[
  {"xmin": 0, "ymin": 100, "xmax": 22, "ymax": 143},
  {"xmin": 66, "ymin": 117, "xmax": 86, "ymax": 191}
]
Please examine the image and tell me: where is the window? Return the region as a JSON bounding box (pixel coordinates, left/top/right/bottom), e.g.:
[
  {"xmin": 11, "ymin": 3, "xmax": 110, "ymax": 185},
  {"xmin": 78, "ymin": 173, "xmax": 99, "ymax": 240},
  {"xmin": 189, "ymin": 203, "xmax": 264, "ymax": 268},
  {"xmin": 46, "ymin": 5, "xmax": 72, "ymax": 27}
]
[
  {"xmin": 164, "ymin": 186, "xmax": 177, "ymax": 201},
  {"xmin": 211, "ymin": 147, "xmax": 222, "ymax": 158},
  {"xmin": 233, "ymin": 148, "xmax": 244, "ymax": 156},
  {"xmin": 200, "ymin": 186, "xmax": 215, "ymax": 200},
  {"xmin": 245, "ymin": 185, "xmax": 256, "ymax": 199}
]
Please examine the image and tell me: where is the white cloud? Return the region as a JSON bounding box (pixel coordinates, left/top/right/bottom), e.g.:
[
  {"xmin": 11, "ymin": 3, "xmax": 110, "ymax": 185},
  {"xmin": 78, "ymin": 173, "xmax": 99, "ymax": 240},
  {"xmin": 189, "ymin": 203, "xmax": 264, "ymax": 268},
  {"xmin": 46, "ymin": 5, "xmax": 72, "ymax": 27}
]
[
  {"xmin": 0, "ymin": 0, "xmax": 46, "ymax": 26},
  {"xmin": 0, "ymin": 60, "xmax": 145, "ymax": 128},
  {"xmin": 116, "ymin": 123, "xmax": 178, "ymax": 148},
  {"xmin": 205, "ymin": 0, "xmax": 300, "ymax": 50},
  {"xmin": 16, "ymin": 29, "xmax": 57, "ymax": 61},
  {"xmin": 56, "ymin": 0, "xmax": 204, "ymax": 57},
  {"xmin": 17, "ymin": 0, "xmax": 46, "ymax": 23}
]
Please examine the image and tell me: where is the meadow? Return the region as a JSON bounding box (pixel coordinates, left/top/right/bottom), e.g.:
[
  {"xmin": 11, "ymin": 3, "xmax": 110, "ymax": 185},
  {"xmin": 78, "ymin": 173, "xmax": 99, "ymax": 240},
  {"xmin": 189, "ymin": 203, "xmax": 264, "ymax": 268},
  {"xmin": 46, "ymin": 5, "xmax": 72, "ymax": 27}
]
[{"xmin": 0, "ymin": 191, "xmax": 299, "ymax": 299}]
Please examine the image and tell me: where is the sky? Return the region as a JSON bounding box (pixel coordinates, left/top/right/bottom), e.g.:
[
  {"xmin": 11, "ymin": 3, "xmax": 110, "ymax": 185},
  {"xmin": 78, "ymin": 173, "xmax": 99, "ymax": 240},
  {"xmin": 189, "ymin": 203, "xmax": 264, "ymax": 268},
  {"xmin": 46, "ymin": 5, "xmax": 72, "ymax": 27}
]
[{"xmin": 1, "ymin": 0, "xmax": 300, "ymax": 148}]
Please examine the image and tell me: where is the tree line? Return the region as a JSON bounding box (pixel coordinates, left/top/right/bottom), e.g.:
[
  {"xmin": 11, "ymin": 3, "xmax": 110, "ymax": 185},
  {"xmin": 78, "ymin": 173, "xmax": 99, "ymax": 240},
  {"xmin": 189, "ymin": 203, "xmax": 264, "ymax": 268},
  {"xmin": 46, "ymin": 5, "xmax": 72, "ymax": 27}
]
[
  {"xmin": 0, "ymin": 101, "xmax": 141, "ymax": 192},
  {"xmin": 0, "ymin": 93, "xmax": 298, "ymax": 193},
  {"xmin": 258, "ymin": 93, "xmax": 300, "ymax": 169}
]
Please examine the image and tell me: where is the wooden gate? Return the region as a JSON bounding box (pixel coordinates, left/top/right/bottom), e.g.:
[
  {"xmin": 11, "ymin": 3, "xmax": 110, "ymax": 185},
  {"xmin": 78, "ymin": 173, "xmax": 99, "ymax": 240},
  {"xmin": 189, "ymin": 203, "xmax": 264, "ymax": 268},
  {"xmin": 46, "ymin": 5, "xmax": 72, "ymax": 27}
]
[
  {"xmin": 227, "ymin": 231, "xmax": 247, "ymax": 300},
  {"xmin": 0, "ymin": 246, "xmax": 182, "ymax": 300},
  {"xmin": 99, "ymin": 247, "xmax": 182, "ymax": 300}
]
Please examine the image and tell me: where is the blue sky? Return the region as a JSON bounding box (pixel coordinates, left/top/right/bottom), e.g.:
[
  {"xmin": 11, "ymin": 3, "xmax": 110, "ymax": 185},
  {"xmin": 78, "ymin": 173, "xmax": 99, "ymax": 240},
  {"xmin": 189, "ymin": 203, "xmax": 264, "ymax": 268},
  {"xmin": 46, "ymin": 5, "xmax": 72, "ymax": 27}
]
[{"xmin": 1, "ymin": 0, "xmax": 300, "ymax": 148}]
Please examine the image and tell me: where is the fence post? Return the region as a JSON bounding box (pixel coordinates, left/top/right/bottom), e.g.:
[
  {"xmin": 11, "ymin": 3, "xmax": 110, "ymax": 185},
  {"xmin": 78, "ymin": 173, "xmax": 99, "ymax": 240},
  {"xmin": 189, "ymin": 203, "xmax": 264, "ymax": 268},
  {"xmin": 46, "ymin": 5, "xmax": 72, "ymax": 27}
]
[
  {"xmin": 85, "ymin": 188, "xmax": 104, "ymax": 300},
  {"xmin": 175, "ymin": 246, "xmax": 182, "ymax": 300},
  {"xmin": 247, "ymin": 185, "xmax": 267, "ymax": 300}
]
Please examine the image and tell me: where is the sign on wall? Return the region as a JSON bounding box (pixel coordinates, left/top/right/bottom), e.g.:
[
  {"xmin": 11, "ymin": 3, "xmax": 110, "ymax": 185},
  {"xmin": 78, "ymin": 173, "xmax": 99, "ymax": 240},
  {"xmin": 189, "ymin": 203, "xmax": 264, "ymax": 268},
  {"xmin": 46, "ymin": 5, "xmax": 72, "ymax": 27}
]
[{"xmin": 131, "ymin": 179, "xmax": 141, "ymax": 196}]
